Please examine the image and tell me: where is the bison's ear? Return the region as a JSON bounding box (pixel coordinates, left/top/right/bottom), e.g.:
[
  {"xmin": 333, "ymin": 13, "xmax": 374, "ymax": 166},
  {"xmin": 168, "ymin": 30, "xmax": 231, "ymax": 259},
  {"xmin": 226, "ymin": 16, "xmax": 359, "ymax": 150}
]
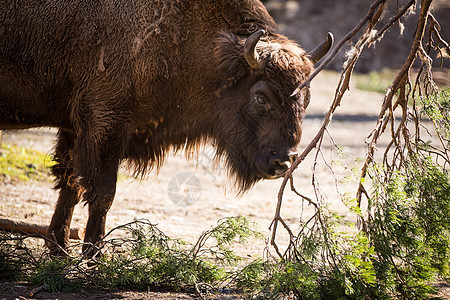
[{"xmin": 214, "ymin": 31, "xmax": 248, "ymax": 81}]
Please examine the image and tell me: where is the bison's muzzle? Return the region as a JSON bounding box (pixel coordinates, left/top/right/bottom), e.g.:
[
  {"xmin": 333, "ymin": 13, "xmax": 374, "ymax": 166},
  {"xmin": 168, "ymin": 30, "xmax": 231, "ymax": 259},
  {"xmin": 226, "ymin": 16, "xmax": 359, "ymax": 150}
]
[{"xmin": 256, "ymin": 150, "xmax": 298, "ymax": 179}]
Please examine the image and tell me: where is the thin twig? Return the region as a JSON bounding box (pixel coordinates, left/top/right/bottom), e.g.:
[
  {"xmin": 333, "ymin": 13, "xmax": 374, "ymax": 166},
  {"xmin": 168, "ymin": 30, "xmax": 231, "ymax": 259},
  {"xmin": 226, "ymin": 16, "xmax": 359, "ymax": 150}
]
[{"xmin": 294, "ymin": 0, "xmax": 387, "ymax": 92}]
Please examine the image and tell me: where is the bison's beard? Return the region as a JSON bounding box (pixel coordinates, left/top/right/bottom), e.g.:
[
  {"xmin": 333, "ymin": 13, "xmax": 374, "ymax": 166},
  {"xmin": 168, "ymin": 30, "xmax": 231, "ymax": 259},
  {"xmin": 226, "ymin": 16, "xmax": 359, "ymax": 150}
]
[{"xmin": 215, "ymin": 142, "xmax": 263, "ymax": 194}]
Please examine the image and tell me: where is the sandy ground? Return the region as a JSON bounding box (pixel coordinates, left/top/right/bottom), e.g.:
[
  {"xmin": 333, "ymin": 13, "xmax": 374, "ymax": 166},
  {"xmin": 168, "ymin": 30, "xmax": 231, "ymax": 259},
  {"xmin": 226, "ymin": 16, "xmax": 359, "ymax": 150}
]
[{"xmin": 1, "ymin": 71, "xmax": 449, "ymax": 299}]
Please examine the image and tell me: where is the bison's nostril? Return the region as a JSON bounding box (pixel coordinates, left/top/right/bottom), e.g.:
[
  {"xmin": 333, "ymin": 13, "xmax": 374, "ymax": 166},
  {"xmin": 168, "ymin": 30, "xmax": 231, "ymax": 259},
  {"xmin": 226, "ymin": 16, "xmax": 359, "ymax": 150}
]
[
  {"xmin": 273, "ymin": 159, "xmax": 290, "ymax": 175},
  {"xmin": 264, "ymin": 150, "xmax": 298, "ymax": 178}
]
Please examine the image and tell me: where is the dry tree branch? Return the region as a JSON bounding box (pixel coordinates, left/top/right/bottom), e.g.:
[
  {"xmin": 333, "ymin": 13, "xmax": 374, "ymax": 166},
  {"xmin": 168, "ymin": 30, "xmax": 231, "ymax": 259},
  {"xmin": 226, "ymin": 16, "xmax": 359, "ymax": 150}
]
[
  {"xmin": 0, "ymin": 218, "xmax": 84, "ymax": 240},
  {"xmin": 356, "ymin": 0, "xmax": 434, "ymax": 212},
  {"xmin": 271, "ymin": 0, "xmax": 447, "ymax": 263},
  {"xmin": 294, "ymin": 0, "xmax": 386, "ymax": 92},
  {"xmin": 270, "ymin": 0, "xmax": 392, "ymax": 258},
  {"xmin": 370, "ymin": 0, "xmax": 416, "ymax": 43},
  {"xmin": 428, "ymin": 13, "xmax": 450, "ymax": 62}
]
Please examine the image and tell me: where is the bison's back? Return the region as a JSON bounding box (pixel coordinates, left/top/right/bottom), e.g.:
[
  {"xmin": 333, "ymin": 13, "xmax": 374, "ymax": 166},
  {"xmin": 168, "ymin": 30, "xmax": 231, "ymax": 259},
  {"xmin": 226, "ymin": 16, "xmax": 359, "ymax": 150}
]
[
  {"xmin": 0, "ymin": 0, "xmax": 141, "ymax": 129},
  {"xmin": 0, "ymin": 0, "xmax": 277, "ymax": 130}
]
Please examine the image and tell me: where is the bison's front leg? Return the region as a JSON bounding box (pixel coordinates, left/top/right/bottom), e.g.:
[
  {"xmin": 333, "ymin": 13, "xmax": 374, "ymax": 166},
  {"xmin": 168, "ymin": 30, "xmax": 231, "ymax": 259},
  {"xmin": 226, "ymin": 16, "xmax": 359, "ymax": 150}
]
[
  {"xmin": 81, "ymin": 164, "xmax": 118, "ymax": 256},
  {"xmin": 48, "ymin": 119, "xmax": 123, "ymax": 256},
  {"xmin": 47, "ymin": 130, "xmax": 80, "ymax": 255},
  {"xmin": 74, "ymin": 124, "xmax": 123, "ymax": 256}
]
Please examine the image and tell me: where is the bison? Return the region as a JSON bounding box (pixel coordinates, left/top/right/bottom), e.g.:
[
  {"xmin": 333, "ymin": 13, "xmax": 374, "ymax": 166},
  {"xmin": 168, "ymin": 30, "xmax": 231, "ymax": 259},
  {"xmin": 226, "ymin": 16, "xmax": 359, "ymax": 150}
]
[{"xmin": 0, "ymin": 0, "xmax": 332, "ymax": 255}]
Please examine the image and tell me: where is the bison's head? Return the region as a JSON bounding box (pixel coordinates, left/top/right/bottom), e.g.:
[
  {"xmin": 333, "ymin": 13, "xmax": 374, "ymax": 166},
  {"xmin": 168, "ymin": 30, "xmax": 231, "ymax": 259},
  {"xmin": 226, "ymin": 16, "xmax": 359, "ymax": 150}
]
[{"xmin": 212, "ymin": 30, "xmax": 332, "ymax": 192}]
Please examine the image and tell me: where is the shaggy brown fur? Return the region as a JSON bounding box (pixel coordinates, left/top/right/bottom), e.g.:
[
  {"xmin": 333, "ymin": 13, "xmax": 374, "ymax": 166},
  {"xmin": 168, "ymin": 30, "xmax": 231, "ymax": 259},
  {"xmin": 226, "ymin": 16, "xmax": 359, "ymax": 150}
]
[{"xmin": 0, "ymin": 0, "xmax": 323, "ymax": 254}]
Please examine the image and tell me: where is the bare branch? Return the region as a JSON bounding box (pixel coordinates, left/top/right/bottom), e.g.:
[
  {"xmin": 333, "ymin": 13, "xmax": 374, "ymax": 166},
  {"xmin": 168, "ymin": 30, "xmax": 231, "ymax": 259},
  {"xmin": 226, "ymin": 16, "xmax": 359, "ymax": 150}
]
[
  {"xmin": 356, "ymin": 0, "xmax": 434, "ymax": 207},
  {"xmin": 294, "ymin": 0, "xmax": 387, "ymax": 92}
]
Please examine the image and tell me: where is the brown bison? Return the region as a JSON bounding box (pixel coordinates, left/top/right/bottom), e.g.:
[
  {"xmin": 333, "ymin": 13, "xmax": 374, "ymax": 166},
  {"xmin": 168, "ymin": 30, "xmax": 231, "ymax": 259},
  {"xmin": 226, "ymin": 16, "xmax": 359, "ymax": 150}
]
[{"xmin": 0, "ymin": 0, "xmax": 332, "ymax": 254}]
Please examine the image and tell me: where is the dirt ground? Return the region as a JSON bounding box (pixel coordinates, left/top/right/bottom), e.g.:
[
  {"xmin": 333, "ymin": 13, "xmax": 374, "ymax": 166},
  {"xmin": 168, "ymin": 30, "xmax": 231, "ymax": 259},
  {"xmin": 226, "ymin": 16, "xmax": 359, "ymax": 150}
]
[{"xmin": 1, "ymin": 71, "xmax": 449, "ymax": 299}]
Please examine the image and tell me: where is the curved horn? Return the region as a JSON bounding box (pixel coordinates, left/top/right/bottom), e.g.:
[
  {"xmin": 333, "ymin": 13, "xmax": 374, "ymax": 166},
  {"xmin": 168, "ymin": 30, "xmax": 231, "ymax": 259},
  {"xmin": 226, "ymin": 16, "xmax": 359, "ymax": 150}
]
[
  {"xmin": 244, "ymin": 29, "xmax": 265, "ymax": 69},
  {"xmin": 308, "ymin": 32, "xmax": 334, "ymax": 64}
]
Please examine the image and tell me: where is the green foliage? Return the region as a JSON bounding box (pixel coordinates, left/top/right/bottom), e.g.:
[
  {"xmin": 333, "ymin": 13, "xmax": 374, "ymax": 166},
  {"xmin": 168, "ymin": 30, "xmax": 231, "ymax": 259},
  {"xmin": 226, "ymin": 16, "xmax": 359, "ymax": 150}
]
[
  {"xmin": 228, "ymin": 141, "xmax": 449, "ymax": 299},
  {"xmin": 0, "ymin": 217, "xmax": 261, "ymax": 294},
  {"xmin": 0, "ymin": 234, "xmax": 34, "ymax": 281},
  {"xmin": 0, "ymin": 143, "xmax": 54, "ymax": 181},
  {"xmin": 234, "ymin": 259, "xmax": 327, "ymax": 299},
  {"xmin": 233, "ymin": 259, "xmax": 316, "ymax": 299},
  {"xmin": 0, "ymin": 235, "xmax": 81, "ymax": 291},
  {"xmin": 367, "ymin": 155, "xmax": 450, "ymax": 299},
  {"xmin": 421, "ymin": 89, "xmax": 450, "ymax": 144},
  {"xmin": 229, "ymin": 209, "xmax": 378, "ymax": 299},
  {"xmin": 192, "ymin": 216, "xmax": 264, "ymax": 264},
  {"xmin": 84, "ymin": 217, "xmax": 261, "ymax": 291},
  {"xmin": 94, "ymin": 221, "xmax": 228, "ymax": 290},
  {"xmin": 31, "ymin": 257, "xmax": 81, "ymax": 292},
  {"xmin": 229, "ymin": 153, "xmax": 449, "ymax": 299}
]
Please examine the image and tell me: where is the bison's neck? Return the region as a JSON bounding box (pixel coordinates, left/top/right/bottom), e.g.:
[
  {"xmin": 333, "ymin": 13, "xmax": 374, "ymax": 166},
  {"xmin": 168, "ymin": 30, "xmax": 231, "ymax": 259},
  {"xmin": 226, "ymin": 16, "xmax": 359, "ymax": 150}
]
[
  {"xmin": 125, "ymin": 59, "xmax": 218, "ymax": 175},
  {"xmin": 122, "ymin": 95, "xmax": 217, "ymax": 176}
]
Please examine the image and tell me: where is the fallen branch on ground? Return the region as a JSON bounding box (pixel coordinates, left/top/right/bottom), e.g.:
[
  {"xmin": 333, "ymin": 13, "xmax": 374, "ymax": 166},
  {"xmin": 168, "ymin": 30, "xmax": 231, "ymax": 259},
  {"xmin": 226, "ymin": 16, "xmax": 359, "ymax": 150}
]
[{"xmin": 0, "ymin": 218, "xmax": 84, "ymax": 240}]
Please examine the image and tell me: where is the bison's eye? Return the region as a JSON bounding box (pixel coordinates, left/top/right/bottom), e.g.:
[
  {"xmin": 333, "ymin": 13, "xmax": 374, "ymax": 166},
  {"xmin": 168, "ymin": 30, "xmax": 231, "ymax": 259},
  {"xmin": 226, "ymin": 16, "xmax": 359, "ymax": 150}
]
[
  {"xmin": 255, "ymin": 95, "xmax": 266, "ymax": 105},
  {"xmin": 254, "ymin": 95, "xmax": 271, "ymax": 110}
]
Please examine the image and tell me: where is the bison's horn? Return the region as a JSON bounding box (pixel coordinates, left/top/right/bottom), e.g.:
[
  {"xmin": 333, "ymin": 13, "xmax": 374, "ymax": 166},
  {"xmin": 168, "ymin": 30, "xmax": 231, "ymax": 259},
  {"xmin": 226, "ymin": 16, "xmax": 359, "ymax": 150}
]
[
  {"xmin": 308, "ymin": 32, "xmax": 334, "ymax": 64},
  {"xmin": 244, "ymin": 29, "xmax": 265, "ymax": 70}
]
